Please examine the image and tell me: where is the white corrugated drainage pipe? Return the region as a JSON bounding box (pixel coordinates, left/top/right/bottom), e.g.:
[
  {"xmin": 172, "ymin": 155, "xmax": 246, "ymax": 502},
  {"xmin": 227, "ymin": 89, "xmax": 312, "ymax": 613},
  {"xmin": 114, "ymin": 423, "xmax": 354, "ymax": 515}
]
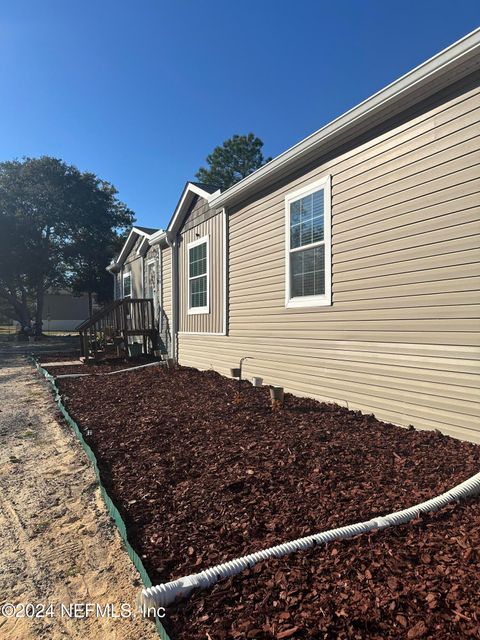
[{"xmin": 139, "ymin": 470, "xmax": 480, "ymax": 609}]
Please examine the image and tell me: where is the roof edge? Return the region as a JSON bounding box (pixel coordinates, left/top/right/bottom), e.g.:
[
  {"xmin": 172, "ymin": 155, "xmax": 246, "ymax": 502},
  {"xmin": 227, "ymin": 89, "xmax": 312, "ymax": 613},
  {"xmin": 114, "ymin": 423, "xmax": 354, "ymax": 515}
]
[
  {"xmin": 113, "ymin": 226, "xmax": 162, "ymax": 268},
  {"xmin": 149, "ymin": 229, "xmax": 167, "ymax": 246},
  {"xmin": 165, "ymin": 182, "xmax": 221, "ymax": 237},
  {"xmin": 209, "ymin": 28, "xmax": 480, "ymax": 209}
]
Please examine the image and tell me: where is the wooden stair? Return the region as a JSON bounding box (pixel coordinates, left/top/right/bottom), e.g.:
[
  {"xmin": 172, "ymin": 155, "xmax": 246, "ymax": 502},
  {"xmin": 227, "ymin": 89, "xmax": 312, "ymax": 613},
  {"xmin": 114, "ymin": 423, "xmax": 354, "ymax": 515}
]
[{"xmin": 77, "ymin": 298, "xmax": 158, "ymax": 360}]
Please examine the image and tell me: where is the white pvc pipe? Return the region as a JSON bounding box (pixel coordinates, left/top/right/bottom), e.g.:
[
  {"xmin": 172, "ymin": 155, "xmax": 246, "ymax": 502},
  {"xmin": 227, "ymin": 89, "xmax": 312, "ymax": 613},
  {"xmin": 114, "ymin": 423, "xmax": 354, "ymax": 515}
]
[
  {"xmin": 54, "ymin": 360, "xmax": 164, "ymax": 379},
  {"xmin": 139, "ymin": 470, "xmax": 480, "ymax": 608}
]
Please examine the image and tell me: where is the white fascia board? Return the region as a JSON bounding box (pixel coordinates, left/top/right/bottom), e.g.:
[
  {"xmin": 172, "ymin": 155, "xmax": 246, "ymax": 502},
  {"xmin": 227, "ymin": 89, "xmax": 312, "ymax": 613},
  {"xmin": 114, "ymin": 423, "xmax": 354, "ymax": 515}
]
[
  {"xmin": 115, "ymin": 228, "xmax": 137, "ymax": 267},
  {"xmin": 167, "ymin": 186, "xmax": 192, "ymax": 235},
  {"xmin": 209, "ymin": 28, "xmax": 480, "ymax": 210},
  {"xmin": 149, "ymin": 230, "xmax": 167, "ymax": 246},
  {"xmin": 166, "ymin": 183, "xmax": 221, "ymax": 236},
  {"xmin": 136, "ymin": 235, "xmax": 150, "ymax": 256},
  {"xmin": 207, "ymin": 188, "xmax": 221, "ymax": 200},
  {"xmin": 190, "ymin": 183, "xmax": 217, "ymax": 200},
  {"xmin": 116, "ymin": 226, "xmax": 157, "ymax": 265},
  {"xmin": 132, "ymin": 226, "xmax": 155, "ymax": 237}
]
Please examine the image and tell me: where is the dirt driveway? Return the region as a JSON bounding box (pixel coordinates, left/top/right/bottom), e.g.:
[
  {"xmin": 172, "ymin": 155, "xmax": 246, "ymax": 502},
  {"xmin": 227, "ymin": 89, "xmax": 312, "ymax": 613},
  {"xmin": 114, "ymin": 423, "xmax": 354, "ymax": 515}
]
[{"xmin": 0, "ymin": 340, "xmax": 158, "ymax": 640}]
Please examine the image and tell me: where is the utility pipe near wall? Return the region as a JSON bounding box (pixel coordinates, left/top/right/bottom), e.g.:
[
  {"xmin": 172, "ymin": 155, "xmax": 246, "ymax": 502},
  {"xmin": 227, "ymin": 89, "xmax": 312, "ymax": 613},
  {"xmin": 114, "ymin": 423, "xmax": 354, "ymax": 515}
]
[{"xmin": 139, "ymin": 471, "xmax": 480, "ymax": 609}]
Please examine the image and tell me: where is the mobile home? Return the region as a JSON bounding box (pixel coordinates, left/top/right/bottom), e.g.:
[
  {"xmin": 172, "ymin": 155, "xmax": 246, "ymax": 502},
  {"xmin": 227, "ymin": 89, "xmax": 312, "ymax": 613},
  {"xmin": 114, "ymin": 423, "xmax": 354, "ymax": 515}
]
[{"xmin": 110, "ymin": 31, "xmax": 480, "ymax": 442}]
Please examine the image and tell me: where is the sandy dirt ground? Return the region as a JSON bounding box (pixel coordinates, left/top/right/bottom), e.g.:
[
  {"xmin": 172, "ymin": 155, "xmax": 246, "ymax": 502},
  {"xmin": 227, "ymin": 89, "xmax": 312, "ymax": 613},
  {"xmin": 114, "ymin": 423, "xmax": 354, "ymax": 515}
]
[{"xmin": 0, "ymin": 340, "xmax": 158, "ymax": 640}]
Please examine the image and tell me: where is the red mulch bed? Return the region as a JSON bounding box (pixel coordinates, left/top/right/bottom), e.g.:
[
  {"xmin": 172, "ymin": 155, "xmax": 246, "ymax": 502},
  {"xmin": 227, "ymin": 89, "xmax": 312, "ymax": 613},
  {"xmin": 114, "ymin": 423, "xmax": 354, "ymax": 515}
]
[
  {"xmin": 47, "ymin": 364, "xmax": 479, "ymax": 639},
  {"xmin": 168, "ymin": 501, "xmax": 480, "ymax": 639}
]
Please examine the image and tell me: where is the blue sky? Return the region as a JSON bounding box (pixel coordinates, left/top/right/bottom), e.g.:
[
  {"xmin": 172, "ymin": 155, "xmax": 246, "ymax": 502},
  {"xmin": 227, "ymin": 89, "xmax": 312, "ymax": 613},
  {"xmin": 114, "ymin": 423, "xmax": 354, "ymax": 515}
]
[{"xmin": 0, "ymin": 1, "xmax": 478, "ymax": 229}]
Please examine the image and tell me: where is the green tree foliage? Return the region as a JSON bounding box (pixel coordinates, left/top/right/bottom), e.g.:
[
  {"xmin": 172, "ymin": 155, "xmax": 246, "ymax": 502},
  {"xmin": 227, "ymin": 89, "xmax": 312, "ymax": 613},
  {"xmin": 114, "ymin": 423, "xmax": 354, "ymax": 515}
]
[
  {"xmin": 0, "ymin": 157, "xmax": 134, "ymax": 335},
  {"xmin": 64, "ymin": 172, "xmax": 132, "ymax": 318},
  {"xmin": 195, "ymin": 133, "xmax": 271, "ymax": 190}
]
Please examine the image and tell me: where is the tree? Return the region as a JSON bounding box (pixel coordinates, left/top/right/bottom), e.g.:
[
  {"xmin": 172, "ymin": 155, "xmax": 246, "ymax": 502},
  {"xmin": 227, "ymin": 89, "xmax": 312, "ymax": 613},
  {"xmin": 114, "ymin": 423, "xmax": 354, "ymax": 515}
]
[
  {"xmin": 69, "ymin": 239, "xmax": 122, "ymax": 319},
  {"xmin": 65, "ymin": 172, "xmax": 133, "ymax": 318},
  {"xmin": 195, "ymin": 133, "xmax": 271, "ymax": 190},
  {"xmin": 0, "ymin": 157, "xmax": 134, "ymax": 336}
]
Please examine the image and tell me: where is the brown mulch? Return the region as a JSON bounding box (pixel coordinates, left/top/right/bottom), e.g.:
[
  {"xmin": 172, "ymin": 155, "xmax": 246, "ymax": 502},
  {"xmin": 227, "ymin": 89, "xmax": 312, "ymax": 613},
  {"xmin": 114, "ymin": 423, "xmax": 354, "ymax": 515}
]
[
  {"xmin": 168, "ymin": 500, "xmax": 480, "ymax": 639},
  {"xmin": 48, "ymin": 364, "xmax": 479, "ymax": 639}
]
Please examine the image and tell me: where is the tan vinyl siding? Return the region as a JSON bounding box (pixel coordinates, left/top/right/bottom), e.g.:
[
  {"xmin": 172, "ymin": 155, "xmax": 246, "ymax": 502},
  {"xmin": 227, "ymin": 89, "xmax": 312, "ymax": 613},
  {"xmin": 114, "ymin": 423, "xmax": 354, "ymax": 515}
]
[
  {"xmin": 123, "ymin": 236, "xmax": 145, "ymax": 297},
  {"xmin": 178, "ymin": 71, "xmax": 480, "ymax": 443},
  {"xmin": 183, "ymin": 196, "xmax": 210, "ymax": 229},
  {"xmin": 124, "ymin": 258, "xmax": 143, "ymax": 297},
  {"xmin": 160, "ymin": 244, "xmax": 172, "ymax": 332},
  {"xmin": 122, "ymin": 239, "xmax": 157, "ymax": 299},
  {"xmin": 178, "ymin": 203, "xmax": 225, "ymax": 334}
]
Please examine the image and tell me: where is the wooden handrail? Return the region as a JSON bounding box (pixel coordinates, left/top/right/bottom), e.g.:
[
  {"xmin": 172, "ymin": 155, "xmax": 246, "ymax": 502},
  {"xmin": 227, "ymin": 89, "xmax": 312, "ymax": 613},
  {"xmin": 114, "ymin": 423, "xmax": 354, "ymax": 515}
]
[
  {"xmin": 76, "ymin": 299, "xmax": 123, "ymax": 331},
  {"xmin": 77, "ymin": 298, "xmax": 155, "ymax": 332},
  {"xmin": 78, "ymin": 298, "xmax": 157, "ymax": 358}
]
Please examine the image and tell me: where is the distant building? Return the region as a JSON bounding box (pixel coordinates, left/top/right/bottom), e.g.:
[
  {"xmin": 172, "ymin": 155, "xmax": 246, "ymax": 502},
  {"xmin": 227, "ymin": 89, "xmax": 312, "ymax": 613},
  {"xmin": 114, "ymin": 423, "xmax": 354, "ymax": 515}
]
[{"xmin": 42, "ymin": 291, "xmax": 92, "ymax": 331}]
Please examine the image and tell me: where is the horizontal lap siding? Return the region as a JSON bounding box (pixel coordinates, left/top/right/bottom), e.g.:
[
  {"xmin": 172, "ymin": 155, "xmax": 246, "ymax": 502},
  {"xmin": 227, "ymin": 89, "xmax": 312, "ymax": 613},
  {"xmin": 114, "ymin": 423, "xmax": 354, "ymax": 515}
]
[{"xmin": 178, "ymin": 72, "xmax": 480, "ymax": 442}]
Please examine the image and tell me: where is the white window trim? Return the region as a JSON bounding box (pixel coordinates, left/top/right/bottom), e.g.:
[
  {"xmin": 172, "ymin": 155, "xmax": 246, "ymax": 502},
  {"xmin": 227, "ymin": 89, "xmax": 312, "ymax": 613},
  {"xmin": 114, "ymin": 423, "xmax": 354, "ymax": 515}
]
[
  {"xmin": 285, "ymin": 175, "xmax": 332, "ymax": 309},
  {"xmin": 180, "ymin": 209, "xmax": 228, "ymax": 336},
  {"xmin": 187, "ymin": 235, "xmax": 210, "ymax": 315},
  {"xmin": 145, "ymin": 257, "xmax": 157, "ymax": 300},
  {"xmin": 122, "ymin": 271, "xmax": 132, "ymax": 299}
]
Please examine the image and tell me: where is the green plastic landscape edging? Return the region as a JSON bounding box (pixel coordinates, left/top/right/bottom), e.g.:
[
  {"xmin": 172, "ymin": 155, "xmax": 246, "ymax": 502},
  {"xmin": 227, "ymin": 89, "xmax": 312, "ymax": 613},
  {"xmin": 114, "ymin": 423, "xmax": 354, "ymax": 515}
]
[{"xmin": 32, "ymin": 356, "xmax": 171, "ymax": 640}]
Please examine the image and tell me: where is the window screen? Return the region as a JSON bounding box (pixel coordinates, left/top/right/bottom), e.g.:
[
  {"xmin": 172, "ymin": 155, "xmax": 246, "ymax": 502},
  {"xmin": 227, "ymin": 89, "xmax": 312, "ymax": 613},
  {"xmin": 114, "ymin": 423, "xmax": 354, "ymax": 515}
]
[
  {"xmin": 188, "ymin": 240, "xmax": 208, "ymax": 310},
  {"xmin": 289, "ymin": 188, "xmax": 326, "ymax": 299},
  {"xmin": 123, "ymin": 273, "xmax": 132, "ymax": 298}
]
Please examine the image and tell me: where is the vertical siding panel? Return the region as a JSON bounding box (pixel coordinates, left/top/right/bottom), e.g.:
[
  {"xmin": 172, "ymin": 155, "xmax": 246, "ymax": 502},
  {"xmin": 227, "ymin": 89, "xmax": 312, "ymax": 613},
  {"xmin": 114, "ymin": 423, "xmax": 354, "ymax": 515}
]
[
  {"xmin": 178, "ymin": 202, "xmax": 224, "ymax": 334},
  {"xmin": 162, "ymin": 245, "xmax": 172, "ymax": 321},
  {"xmin": 123, "ymin": 237, "xmax": 144, "ymax": 298}
]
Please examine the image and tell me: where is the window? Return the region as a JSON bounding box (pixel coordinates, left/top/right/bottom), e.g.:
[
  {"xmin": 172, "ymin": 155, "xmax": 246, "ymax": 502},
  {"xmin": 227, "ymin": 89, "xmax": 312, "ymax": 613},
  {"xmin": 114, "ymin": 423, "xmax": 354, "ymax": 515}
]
[
  {"xmin": 188, "ymin": 236, "xmax": 209, "ymax": 313},
  {"xmin": 123, "ymin": 271, "xmax": 132, "ymax": 298},
  {"xmin": 285, "ymin": 175, "xmax": 331, "ymax": 308},
  {"xmin": 145, "ymin": 259, "xmax": 157, "ymax": 300}
]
